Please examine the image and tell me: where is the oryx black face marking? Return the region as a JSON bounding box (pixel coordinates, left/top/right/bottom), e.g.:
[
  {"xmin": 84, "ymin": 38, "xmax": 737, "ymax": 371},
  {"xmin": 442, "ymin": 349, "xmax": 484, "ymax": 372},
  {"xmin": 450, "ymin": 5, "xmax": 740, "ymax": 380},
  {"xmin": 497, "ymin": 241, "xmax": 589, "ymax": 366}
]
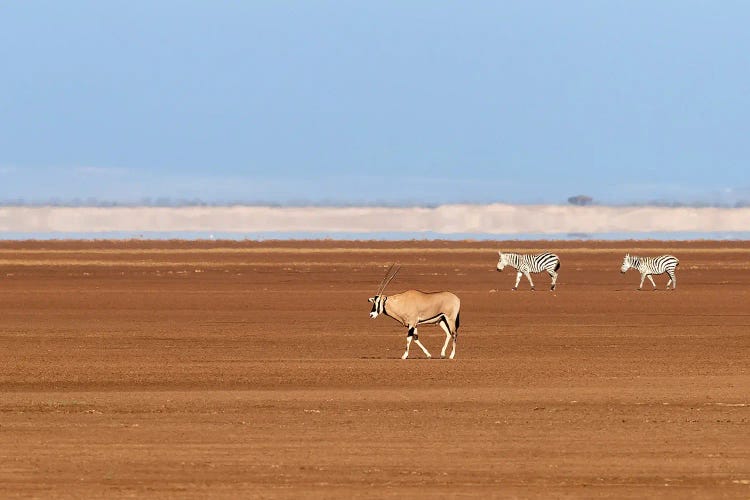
[{"xmin": 369, "ymin": 295, "xmax": 386, "ymax": 318}]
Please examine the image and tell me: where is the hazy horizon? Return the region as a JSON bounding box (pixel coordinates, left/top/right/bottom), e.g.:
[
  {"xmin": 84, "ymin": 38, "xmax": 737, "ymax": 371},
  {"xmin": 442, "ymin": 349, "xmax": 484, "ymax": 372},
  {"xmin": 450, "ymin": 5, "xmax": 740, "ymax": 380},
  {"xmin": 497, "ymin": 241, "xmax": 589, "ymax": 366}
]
[
  {"xmin": 3, "ymin": 205, "xmax": 749, "ymax": 240},
  {"xmin": 2, "ymin": 197, "xmax": 750, "ymax": 209}
]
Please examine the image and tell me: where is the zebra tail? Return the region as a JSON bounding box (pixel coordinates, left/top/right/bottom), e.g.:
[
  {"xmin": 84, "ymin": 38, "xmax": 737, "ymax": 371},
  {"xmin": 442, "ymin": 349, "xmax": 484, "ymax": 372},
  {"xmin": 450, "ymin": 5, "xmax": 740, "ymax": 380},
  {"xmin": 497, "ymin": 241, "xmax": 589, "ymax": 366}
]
[{"xmin": 554, "ymin": 260, "xmax": 561, "ymax": 272}]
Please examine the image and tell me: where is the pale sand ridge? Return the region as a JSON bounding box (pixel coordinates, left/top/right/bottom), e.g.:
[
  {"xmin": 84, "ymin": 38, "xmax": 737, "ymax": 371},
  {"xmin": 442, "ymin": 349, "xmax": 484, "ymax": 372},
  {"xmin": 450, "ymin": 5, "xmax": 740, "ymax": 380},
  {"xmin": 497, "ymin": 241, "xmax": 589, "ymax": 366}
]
[{"xmin": 1, "ymin": 205, "xmax": 749, "ymax": 234}]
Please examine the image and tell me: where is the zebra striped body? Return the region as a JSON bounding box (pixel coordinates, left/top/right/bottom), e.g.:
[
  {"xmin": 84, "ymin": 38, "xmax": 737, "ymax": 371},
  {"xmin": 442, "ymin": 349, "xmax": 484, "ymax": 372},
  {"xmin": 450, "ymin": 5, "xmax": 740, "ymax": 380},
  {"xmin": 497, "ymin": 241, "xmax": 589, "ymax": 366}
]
[
  {"xmin": 620, "ymin": 254, "xmax": 679, "ymax": 290},
  {"xmin": 496, "ymin": 251, "xmax": 561, "ymax": 291}
]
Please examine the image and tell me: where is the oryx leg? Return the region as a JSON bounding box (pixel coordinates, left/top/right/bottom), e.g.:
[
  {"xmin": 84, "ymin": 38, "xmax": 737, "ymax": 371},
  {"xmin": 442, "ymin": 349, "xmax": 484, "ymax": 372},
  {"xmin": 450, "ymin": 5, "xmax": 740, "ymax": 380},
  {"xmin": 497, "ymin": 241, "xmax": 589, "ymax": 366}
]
[
  {"xmin": 411, "ymin": 328, "xmax": 432, "ymax": 359},
  {"xmin": 512, "ymin": 271, "xmax": 522, "ymax": 290},
  {"xmin": 647, "ymin": 274, "xmax": 657, "ymax": 289},
  {"xmin": 548, "ymin": 270, "xmax": 558, "ymax": 291},
  {"xmin": 449, "ymin": 320, "xmax": 457, "ymax": 360},
  {"xmin": 402, "ymin": 327, "xmax": 415, "ymax": 360},
  {"xmin": 439, "ymin": 319, "xmax": 451, "ymax": 359},
  {"xmin": 525, "ymin": 271, "xmax": 535, "ymax": 291}
]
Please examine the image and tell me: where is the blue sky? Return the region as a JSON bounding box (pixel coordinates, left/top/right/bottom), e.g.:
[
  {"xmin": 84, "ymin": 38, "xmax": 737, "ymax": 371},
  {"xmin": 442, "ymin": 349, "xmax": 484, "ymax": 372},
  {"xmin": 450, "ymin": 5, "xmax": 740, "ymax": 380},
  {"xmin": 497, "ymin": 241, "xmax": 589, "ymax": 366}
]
[{"xmin": 1, "ymin": 1, "xmax": 749, "ymax": 205}]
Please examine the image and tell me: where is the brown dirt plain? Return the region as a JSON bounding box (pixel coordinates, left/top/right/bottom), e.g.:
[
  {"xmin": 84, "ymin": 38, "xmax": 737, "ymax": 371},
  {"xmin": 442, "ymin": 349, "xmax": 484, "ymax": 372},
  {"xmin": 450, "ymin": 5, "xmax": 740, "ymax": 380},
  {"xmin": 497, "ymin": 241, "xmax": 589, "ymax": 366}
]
[{"xmin": 0, "ymin": 240, "xmax": 749, "ymax": 499}]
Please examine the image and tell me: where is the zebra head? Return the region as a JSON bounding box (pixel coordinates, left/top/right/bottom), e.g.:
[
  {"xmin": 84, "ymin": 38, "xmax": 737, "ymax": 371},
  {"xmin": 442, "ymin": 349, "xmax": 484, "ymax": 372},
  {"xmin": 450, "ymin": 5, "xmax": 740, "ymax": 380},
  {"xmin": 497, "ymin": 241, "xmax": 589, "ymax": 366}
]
[
  {"xmin": 496, "ymin": 251, "xmax": 508, "ymax": 271},
  {"xmin": 620, "ymin": 254, "xmax": 632, "ymax": 273},
  {"xmin": 368, "ymin": 295, "xmax": 385, "ymax": 318}
]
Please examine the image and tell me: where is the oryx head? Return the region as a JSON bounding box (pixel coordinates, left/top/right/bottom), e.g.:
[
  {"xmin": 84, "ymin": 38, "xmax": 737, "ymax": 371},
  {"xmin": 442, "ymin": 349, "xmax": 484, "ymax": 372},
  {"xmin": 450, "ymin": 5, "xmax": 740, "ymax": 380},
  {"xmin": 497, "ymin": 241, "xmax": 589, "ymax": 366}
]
[
  {"xmin": 620, "ymin": 253, "xmax": 631, "ymax": 273},
  {"xmin": 369, "ymin": 264, "xmax": 400, "ymax": 319},
  {"xmin": 368, "ymin": 295, "xmax": 385, "ymax": 319},
  {"xmin": 496, "ymin": 251, "xmax": 508, "ymax": 272}
]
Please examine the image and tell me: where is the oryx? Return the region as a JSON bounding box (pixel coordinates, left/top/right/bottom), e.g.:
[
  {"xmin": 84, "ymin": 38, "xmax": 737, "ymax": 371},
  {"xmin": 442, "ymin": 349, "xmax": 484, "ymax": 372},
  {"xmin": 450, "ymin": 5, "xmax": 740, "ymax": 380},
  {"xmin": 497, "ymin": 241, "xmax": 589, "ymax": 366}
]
[{"xmin": 368, "ymin": 264, "xmax": 461, "ymax": 360}]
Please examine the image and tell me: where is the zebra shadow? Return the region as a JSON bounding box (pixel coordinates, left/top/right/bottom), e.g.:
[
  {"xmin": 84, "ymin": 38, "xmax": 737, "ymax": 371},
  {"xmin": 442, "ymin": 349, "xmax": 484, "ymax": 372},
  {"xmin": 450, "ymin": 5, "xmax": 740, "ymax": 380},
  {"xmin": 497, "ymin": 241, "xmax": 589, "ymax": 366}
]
[
  {"xmin": 359, "ymin": 356, "xmax": 437, "ymax": 360},
  {"xmin": 613, "ymin": 288, "xmax": 670, "ymax": 292}
]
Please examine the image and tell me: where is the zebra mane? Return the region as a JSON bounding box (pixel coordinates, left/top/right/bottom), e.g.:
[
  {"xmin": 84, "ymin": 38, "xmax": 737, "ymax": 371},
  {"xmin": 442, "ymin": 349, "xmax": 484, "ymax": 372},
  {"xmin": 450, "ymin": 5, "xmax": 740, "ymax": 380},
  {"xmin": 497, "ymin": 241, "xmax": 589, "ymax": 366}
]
[{"xmin": 503, "ymin": 252, "xmax": 521, "ymax": 265}]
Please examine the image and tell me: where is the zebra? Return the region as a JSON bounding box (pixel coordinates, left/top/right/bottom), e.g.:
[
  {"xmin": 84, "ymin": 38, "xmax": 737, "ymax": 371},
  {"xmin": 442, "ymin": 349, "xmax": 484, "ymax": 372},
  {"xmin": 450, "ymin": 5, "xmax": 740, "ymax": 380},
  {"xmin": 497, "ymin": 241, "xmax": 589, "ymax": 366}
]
[
  {"xmin": 496, "ymin": 251, "xmax": 561, "ymax": 291},
  {"xmin": 620, "ymin": 254, "xmax": 679, "ymax": 290}
]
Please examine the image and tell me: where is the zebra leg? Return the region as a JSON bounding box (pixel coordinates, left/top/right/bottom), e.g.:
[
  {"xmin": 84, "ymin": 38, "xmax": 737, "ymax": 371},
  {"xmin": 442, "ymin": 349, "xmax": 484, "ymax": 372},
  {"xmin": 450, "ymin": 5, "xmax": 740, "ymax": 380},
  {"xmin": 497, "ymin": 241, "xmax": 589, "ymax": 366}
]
[
  {"xmin": 402, "ymin": 327, "xmax": 415, "ymax": 359},
  {"xmin": 667, "ymin": 270, "xmax": 676, "ymax": 289},
  {"xmin": 647, "ymin": 275, "xmax": 657, "ymax": 289},
  {"xmin": 439, "ymin": 319, "xmax": 451, "ymax": 359},
  {"xmin": 525, "ymin": 272, "xmax": 535, "ymax": 291},
  {"xmin": 513, "ymin": 271, "xmax": 522, "ymax": 290},
  {"xmin": 412, "ymin": 329, "xmax": 432, "ymax": 359},
  {"xmin": 548, "ymin": 270, "xmax": 558, "ymax": 291},
  {"xmin": 638, "ymin": 273, "xmax": 646, "ymax": 290}
]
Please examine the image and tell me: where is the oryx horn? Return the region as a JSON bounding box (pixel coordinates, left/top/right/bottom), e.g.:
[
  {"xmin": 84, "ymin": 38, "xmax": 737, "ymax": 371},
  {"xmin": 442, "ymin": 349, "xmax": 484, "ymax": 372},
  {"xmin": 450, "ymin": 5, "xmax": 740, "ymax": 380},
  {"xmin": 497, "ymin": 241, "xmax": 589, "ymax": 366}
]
[{"xmin": 376, "ymin": 263, "xmax": 401, "ymax": 296}]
